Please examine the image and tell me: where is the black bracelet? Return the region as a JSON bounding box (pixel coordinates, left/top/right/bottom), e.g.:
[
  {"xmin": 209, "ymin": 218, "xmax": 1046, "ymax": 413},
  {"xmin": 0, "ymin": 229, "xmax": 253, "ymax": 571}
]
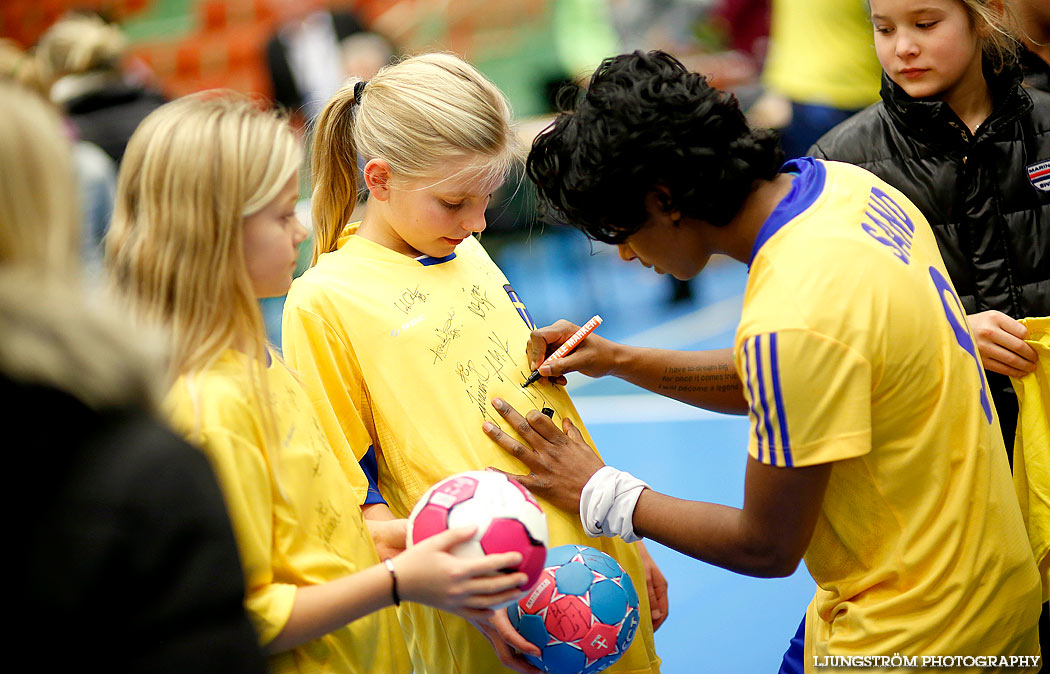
[{"xmin": 383, "ymin": 558, "xmax": 400, "ymax": 606}]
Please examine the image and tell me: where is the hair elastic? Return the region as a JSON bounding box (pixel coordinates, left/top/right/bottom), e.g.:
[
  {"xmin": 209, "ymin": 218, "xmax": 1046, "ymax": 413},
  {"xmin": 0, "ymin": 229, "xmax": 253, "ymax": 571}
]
[{"xmin": 353, "ymin": 80, "xmax": 367, "ymax": 102}]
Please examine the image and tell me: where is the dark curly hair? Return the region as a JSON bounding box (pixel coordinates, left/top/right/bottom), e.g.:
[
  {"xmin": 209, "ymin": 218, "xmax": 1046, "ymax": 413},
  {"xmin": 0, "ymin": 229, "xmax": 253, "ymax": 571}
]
[{"xmin": 526, "ymin": 50, "xmax": 784, "ymax": 244}]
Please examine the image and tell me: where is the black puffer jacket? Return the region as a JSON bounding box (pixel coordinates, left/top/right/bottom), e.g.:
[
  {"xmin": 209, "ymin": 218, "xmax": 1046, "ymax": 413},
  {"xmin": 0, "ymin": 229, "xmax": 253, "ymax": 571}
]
[{"xmin": 809, "ymin": 61, "xmax": 1050, "ymax": 454}]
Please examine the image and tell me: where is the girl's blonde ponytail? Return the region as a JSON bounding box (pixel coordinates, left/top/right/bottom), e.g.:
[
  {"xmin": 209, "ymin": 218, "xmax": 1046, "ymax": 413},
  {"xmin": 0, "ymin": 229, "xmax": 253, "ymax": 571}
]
[{"xmin": 309, "ymin": 81, "xmax": 362, "ymax": 263}]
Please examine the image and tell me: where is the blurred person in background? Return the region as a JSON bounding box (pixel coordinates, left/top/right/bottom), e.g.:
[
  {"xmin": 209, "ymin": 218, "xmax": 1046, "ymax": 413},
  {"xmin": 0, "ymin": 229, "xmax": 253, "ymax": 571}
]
[
  {"xmin": 757, "ymin": 0, "xmax": 882, "ymax": 158},
  {"xmin": 1018, "ymin": 0, "xmax": 1050, "ymax": 91},
  {"xmin": 0, "ymin": 37, "xmax": 116, "ymax": 274},
  {"xmin": 0, "ymin": 37, "xmax": 45, "ymax": 91},
  {"xmin": 0, "ymin": 78, "xmax": 265, "ymax": 674},
  {"xmin": 265, "ymin": 0, "xmax": 395, "ymax": 123},
  {"xmin": 37, "ymin": 11, "xmax": 166, "ymax": 164},
  {"xmin": 706, "ymin": 0, "xmax": 769, "ymax": 65},
  {"xmin": 610, "ymin": 0, "xmax": 769, "ymax": 96}
]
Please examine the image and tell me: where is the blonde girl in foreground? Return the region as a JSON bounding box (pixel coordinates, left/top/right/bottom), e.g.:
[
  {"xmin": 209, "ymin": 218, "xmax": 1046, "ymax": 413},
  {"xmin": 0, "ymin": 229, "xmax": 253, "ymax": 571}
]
[
  {"xmin": 282, "ymin": 53, "xmax": 663, "ymax": 673},
  {"xmin": 106, "ymin": 92, "xmax": 529, "ymax": 674}
]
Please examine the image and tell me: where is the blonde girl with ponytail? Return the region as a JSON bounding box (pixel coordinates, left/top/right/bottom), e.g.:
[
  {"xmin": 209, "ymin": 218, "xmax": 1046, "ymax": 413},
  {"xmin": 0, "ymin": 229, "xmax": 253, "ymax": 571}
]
[
  {"xmin": 107, "ymin": 92, "xmax": 531, "ymax": 674},
  {"xmin": 283, "ymin": 53, "xmax": 663, "ymax": 674}
]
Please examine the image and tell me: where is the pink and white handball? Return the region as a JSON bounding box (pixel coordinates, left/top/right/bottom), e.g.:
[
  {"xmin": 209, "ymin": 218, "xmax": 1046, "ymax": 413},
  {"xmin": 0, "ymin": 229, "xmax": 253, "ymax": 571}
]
[{"xmin": 407, "ymin": 470, "xmax": 550, "ymax": 598}]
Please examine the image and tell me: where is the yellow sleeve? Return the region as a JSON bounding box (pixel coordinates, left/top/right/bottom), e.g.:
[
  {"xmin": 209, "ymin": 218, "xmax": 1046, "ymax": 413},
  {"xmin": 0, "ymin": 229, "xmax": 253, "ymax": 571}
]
[
  {"xmin": 196, "ymin": 426, "xmax": 296, "ymax": 646},
  {"xmin": 282, "ymin": 303, "xmax": 374, "ymax": 498},
  {"xmin": 1012, "ymin": 317, "xmax": 1050, "ymax": 601},
  {"xmin": 737, "ymin": 329, "xmax": 872, "ymax": 467}
]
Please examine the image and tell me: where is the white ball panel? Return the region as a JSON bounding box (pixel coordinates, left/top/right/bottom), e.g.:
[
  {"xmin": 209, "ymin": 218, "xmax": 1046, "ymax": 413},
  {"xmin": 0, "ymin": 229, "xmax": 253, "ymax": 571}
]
[
  {"xmin": 447, "ymin": 496, "xmax": 496, "ymax": 535},
  {"xmin": 517, "ymin": 505, "xmax": 550, "ymax": 546}
]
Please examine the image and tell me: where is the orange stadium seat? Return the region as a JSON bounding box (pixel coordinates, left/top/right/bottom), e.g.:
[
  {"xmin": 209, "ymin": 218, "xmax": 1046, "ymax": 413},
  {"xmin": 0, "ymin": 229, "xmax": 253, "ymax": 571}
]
[
  {"xmin": 124, "ymin": 0, "xmax": 282, "ymax": 99},
  {"xmin": 121, "ymin": 0, "xmax": 151, "ymax": 15},
  {"xmin": 131, "ymin": 43, "xmax": 177, "ymax": 80},
  {"xmin": 39, "ymin": 0, "xmax": 68, "ymax": 25},
  {"xmin": 174, "ymin": 40, "xmax": 202, "ymax": 79},
  {"xmin": 225, "ymin": 24, "xmax": 270, "ymax": 69},
  {"xmin": 201, "ymin": 0, "xmax": 227, "ymax": 33}
]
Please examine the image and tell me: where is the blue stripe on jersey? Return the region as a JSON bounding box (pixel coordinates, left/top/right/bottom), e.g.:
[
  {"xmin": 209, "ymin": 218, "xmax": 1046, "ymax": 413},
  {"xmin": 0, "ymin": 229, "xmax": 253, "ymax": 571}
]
[
  {"xmin": 754, "ymin": 335, "xmax": 777, "ymax": 465},
  {"xmin": 416, "ymin": 252, "xmax": 457, "ymax": 266},
  {"xmin": 744, "ymin": 338, "xmax": 763, "ymax": 462},
  {"xmin": 769, "ymin": 332, "xmax": 793, "ymax": 467},
  {"xmin": 360, "ymin": 444, "xmax": 387, "ymax": 505},
  {"xmin": 748, "ymin": 157, "xmax": 827, "ymax": 266}
]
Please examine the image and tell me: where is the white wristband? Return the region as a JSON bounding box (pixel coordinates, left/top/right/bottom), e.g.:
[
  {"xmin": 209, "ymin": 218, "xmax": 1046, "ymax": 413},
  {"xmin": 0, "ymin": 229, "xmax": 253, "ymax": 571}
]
[{"xmin": 579, "ymin": 465, "xmax": 649, "ymax": 543}]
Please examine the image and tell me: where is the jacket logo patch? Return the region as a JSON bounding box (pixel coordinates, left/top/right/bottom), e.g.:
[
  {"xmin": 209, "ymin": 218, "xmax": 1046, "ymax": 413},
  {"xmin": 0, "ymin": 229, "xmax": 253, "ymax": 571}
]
[
  {"xmin": 503, "ymin": 284, "xmax": 536, "ymax": 330},
  {"xmin": 1027, "ymin": 159, "xmax": 1050, "ymax": 192}
]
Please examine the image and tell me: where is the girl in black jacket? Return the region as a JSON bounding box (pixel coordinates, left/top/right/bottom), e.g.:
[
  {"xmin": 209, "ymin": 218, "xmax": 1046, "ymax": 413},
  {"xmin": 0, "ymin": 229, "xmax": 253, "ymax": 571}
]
[{"xmin": 810, "ymin": 0, "xmax": 1050, "ymax": 457}]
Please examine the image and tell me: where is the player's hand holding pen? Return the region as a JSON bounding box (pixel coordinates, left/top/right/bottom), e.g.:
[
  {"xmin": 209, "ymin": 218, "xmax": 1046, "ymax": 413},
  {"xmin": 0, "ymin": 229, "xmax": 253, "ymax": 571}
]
[{"xmin": 526, "ymin": 318, "xmax": 620, "ymax": 384}]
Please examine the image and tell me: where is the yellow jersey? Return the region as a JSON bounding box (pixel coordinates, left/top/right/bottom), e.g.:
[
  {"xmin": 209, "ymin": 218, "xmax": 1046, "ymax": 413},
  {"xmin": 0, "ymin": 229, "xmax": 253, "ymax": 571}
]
[
  {"xmin": 736, "ymin": 159, "xmax": 1040, "ymax": 671},
  {"xmin": 1011, "ymin": 316, "xmax": 1050, "ymax": 601},
  {"xmin": 166, "ymin": 350, "xmax": 412, "ymax": 674},
  {"xmin": 763, "ymin": 0, "xmax": 882, "ymax": 109},
  {"xmin": 283, "ymin": 228, "xmax": 661, "ymax": 674}
]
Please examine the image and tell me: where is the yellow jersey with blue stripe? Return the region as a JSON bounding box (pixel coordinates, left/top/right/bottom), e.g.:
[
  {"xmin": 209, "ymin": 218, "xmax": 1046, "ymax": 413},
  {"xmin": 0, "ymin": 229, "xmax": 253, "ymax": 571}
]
[
  {"xmin": 282, "ymin": 227, "xmax": 661, "ymax": 674},
  {"xmin": 735, "ymin": 159, "xmax": 1040, "ymax": 669}
]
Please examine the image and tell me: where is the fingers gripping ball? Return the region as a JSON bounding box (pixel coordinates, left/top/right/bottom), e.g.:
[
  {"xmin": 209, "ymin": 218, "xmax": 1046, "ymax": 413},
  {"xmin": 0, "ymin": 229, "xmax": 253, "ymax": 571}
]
[
  {"xmin": 507, "ymin": 545, "xmax": 641, "ymax": 674},
  {"xmin": 407, "ymin": 471, "xmax": 549, "ymax": 600}
]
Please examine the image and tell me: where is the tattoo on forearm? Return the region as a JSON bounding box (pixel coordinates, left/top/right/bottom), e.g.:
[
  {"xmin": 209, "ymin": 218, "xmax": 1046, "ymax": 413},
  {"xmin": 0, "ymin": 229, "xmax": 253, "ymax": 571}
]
[{"xmin": 658, "ymin": 363, "xmax": 740, "ymax": 394}]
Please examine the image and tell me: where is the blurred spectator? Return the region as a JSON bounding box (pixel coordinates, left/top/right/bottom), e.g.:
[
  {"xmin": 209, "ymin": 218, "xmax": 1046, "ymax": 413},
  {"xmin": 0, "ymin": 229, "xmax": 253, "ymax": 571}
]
[
  {"xmin": 0, "ymin": 37, "xmax": 116, "ymax": 273},
  {"xmin": 759, "ymin": 0, "xmax": 881, "ymax": 158},
  {"xmin": 1018, "ymin": 0, "xmax": 1050, "ymax": 92},
  {"xmin": 0, "ymin": 37, "xmax": 46, "ymax": 92},
  {"xmin": 607, "ymin": 0, "xmax": 769, "ymax": 94},
  {"xmin": 71, "ymin": 133, "xmax": 117, "ymax": 271},
  {"xmin": 370, "ymin": 0, "xmax": 618, "ymax": 118},
  {"xmin": 265, "ymin": 0, "xmax": 394, "ymax": 122},
  {"xmin": 340, "ymin": 31, "xmax": 396, "ymax": 85},
  {"xmin": 37, "ymin": 12, "xmax": 166, "ymax": 164},
  {"xmin": 707, "ymin": 0, "xmax": 769, "ymax": 62},
  {"xmin": 0, "ymin": 79, "xmax": 265, "ymax": 674}
]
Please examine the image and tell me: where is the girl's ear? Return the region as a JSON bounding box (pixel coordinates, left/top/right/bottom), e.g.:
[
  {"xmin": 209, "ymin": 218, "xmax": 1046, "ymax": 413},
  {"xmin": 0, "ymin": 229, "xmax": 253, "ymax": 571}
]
[{"xmin": 363, "ymin": 158, "xmax": 393, "ymax": 201}]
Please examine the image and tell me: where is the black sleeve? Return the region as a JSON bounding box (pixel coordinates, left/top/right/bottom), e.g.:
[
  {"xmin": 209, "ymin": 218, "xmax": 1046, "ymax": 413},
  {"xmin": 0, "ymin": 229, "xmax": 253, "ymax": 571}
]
[
  {"xmin": 115, "ymin": 416, "xmax": 267, "ymax": 673},
  {"xmin": 266, "ymin": 35, "xmax": 301, "ymax": 114},
  {"xmin": 331, "ymin": 10, "xmax": 365, "ymax": 41}
]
